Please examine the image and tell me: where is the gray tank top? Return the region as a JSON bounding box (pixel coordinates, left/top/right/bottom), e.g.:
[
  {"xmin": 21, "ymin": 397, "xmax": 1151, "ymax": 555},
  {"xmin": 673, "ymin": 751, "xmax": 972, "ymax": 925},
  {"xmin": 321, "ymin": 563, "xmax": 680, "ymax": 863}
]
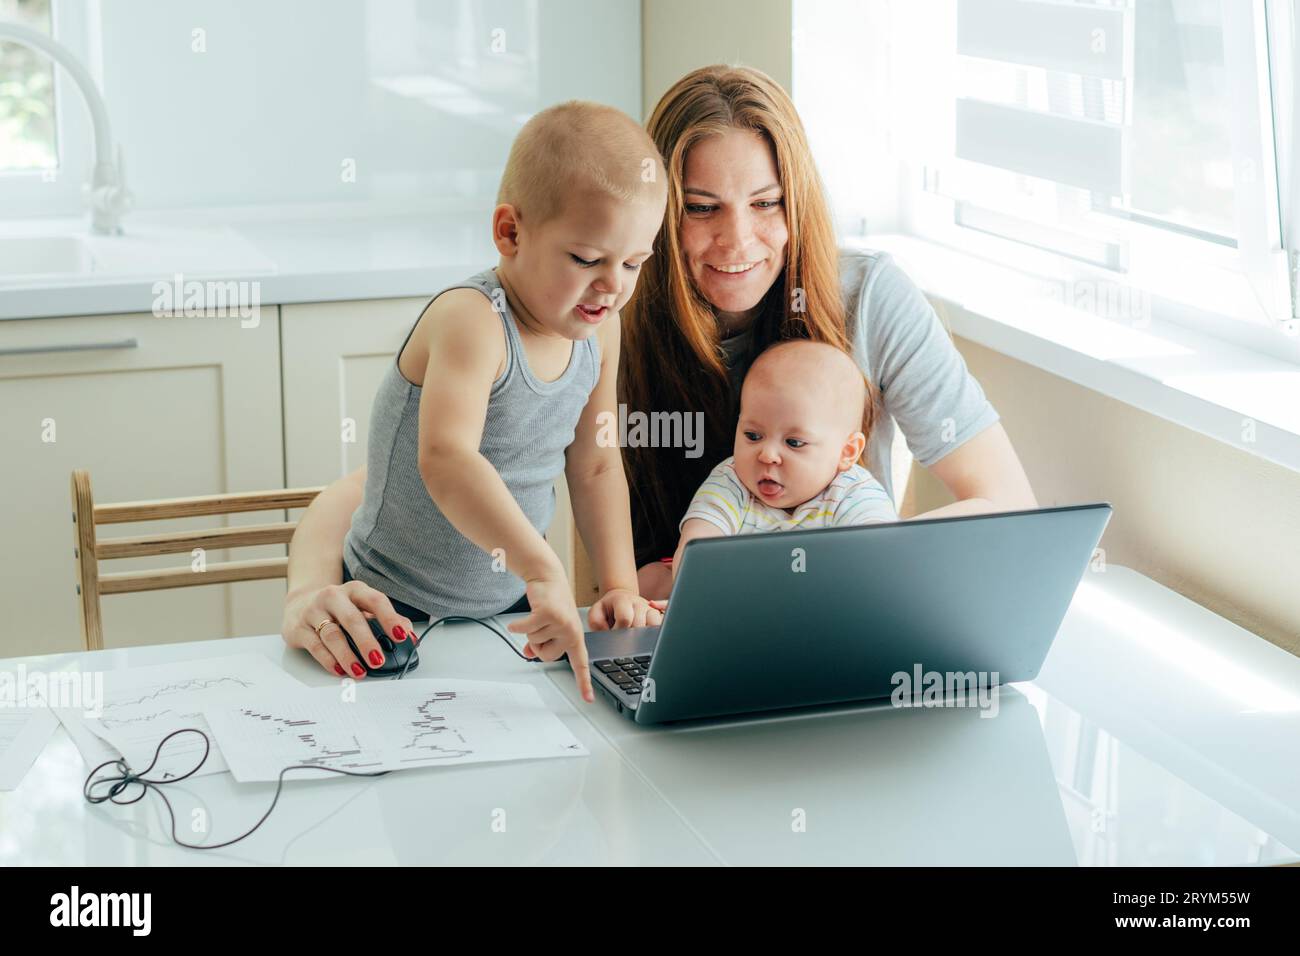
[{"xmin": 343, "ymin": 267, "xmax": 602, "ymax": 619}]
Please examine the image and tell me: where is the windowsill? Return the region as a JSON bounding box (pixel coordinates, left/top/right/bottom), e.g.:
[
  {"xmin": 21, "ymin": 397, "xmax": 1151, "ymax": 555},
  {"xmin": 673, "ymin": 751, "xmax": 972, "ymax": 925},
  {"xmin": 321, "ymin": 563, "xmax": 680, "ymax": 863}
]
[{"xmin": 852, "ymin": 234, "xmax": 1300, "ymax": 476}]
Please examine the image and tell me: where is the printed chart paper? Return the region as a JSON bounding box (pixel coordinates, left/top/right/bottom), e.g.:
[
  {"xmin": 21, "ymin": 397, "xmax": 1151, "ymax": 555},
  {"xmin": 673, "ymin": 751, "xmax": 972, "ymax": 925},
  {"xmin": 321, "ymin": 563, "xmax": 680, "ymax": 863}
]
[
  {"xmin": 0, "ymin": 708, "xmax": 60, "ymax": 790},
  {"xmin": 203, "ymin": 678, "xmax": 587, "ymax": 782},
  {"xmin": 63, "ymin": 653, "xmax": 305, "ymax": 778}
]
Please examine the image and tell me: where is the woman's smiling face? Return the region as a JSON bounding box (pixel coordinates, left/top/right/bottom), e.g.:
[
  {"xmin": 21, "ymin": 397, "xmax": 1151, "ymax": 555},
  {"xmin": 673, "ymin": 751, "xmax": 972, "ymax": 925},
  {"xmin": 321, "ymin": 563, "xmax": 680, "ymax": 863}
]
[{"xmin": 679, "ymin": 128, "xmax": 789, "ymax": 332}]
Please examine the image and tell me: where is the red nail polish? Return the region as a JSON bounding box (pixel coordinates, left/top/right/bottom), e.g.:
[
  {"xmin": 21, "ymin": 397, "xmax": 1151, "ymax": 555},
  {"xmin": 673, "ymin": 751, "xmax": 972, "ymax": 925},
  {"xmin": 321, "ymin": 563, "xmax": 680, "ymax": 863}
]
[
  {"xmin": 369, "ymin": 649, "xmax": 383, "ymax": 667},
  {"xmin": 393, "ymin": 626, "xmax": 406, "ymax": 641},
  {"xmin": 334, "ymin": 664, "xmax": 345, "ymax": 677},
  {"xmin": 351, "ymin": 663, "xmax": 365, "ymax": 677}
]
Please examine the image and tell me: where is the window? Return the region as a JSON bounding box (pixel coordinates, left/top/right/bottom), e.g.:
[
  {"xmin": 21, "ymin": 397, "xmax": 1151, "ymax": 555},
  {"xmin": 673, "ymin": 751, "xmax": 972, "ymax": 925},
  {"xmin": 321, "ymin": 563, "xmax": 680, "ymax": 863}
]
[
  {"xmin": 0, "ymin": 0, "xmax": 94, "ymax": 218},
  {"xmin": 794, "ymin": 0, "xmax": 1298, "ymax": 353},
  {"xmin": 0, "ymin": 0, "xmax": 56, "ymax": 172}
]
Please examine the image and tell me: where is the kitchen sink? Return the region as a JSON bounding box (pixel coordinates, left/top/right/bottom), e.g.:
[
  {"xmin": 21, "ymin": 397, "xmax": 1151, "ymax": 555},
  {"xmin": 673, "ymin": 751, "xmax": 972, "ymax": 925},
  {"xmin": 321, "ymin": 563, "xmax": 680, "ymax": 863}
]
[
  {"xmin": 0, "ymin": 235, "xmax": 97, "ymax": 279},
  {"xmin": 0, "ymin": 223, "xmax": 276, "ymax": 287}
]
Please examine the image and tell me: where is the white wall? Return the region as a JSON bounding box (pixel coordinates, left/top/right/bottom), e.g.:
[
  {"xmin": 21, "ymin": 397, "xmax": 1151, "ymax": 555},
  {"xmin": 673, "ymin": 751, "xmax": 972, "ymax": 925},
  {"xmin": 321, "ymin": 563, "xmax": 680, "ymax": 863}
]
[
  {"xmin": 641, "ymin": 0, "xmax": 791, "ymax": 122},
  {"xmin": 17, "ymin": 0, "xmax": 641, "ymax": 215}
]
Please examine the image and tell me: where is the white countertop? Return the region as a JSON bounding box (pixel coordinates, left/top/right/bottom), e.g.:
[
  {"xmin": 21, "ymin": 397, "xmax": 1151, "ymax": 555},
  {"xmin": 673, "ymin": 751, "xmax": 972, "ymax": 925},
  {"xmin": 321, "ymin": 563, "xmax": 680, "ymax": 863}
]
[
  {"xmin": 0, "ymin": 203, "xmax": 501, "ymax": 321},
  {"xmin": 2, "ymin": 566, "xmax": 1297, "ymax": 866}
]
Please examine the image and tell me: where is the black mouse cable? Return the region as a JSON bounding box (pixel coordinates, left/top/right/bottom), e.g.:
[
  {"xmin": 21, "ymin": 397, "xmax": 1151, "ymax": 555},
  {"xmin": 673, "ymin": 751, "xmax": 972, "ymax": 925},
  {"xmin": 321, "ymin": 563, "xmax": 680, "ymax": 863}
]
[
  {"xmin": 82, "ymin": 728, "xmax": 393, "ymax": 851},
  {"xmin": 80, "ymin": 611, "xmax": 535, "ymax": 850},
  {"xmin": 412, "ymin": 614, "xmax": 536, "ymax": 667}
]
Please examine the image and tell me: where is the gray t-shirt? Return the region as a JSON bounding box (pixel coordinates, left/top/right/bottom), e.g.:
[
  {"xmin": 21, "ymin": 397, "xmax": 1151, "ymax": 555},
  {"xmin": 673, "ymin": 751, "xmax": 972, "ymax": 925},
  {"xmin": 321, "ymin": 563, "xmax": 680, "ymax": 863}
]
[{"xmin": 721, "ymin": 248, "xmax": 1000, "ymax": 505}]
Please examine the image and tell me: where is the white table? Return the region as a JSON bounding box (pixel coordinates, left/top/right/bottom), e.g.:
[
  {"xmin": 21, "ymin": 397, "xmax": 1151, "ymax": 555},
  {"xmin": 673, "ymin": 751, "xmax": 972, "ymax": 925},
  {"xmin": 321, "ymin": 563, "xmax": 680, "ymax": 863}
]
[{"xmin": 2, "ymin": 566, "xmax": 1297, "ymax": 865}]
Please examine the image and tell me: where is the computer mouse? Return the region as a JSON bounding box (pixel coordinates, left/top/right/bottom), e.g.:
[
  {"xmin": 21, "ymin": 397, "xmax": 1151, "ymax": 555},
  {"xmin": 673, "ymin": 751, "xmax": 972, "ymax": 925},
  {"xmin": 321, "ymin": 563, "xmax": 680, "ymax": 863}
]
[{"xmin": 343, "ymin": 617, "xmax": 418, "ymax": 677}]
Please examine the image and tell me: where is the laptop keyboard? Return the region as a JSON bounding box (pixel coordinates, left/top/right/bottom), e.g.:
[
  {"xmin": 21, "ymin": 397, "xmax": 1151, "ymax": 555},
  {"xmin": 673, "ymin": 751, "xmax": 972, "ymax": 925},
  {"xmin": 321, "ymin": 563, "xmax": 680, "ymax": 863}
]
[{"xmin": 594, "ymin": 655, "xmax": 652, "ymax": 695}]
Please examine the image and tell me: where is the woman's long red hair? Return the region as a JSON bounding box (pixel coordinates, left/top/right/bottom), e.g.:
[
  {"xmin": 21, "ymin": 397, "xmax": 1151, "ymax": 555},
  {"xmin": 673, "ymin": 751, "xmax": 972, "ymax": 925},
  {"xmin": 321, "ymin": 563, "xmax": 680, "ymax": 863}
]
[{"xmin": 619, "ymin": 65, "xmax": 877, "ymax": 566}]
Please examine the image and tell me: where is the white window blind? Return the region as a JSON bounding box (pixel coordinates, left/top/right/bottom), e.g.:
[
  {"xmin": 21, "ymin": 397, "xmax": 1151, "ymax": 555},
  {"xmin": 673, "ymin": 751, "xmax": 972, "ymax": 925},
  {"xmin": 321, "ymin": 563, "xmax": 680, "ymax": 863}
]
[{"xmin": 920, "ymin": 0, "xmax": 1290, "ymax": 333}]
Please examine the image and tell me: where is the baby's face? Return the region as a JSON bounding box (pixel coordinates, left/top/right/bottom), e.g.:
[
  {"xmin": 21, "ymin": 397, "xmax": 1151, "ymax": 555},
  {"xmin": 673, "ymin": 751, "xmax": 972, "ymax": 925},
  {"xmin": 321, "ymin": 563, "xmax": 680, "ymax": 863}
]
[
  {"xmin": 733, "ymin": 378, "xmax": 858, "ymax": 511},
  {"xmin": 509, "ymin": 191, "xmax": 665, "ymax": 340}
]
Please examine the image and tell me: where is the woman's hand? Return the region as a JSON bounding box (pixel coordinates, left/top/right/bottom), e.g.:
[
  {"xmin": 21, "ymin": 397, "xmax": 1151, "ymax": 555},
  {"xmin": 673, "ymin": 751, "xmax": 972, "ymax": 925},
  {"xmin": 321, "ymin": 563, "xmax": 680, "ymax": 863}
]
[
  {"xmin": 282, "ymin": 580, "xmax": 417, "ymax": 679},
  {"xmin": 587, "ymin": 587, "xmax": 664, "ymax": 631}
]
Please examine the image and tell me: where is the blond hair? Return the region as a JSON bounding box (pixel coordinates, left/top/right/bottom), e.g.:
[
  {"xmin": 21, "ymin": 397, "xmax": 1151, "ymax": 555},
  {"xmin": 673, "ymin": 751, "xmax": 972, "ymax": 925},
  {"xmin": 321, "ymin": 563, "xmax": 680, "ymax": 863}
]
[
  {"xmin": 618, "ymin": 65, "xmax": 878, "ymax": 565},
  {"xmin": 496, "ymin": 100, "xmax": 666, "ymax": 226}
]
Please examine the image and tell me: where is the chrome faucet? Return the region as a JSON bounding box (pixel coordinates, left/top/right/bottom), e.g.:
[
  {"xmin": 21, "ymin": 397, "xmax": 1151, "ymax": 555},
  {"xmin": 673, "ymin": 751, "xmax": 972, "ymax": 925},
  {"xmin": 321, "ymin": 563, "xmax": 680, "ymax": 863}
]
[{"xmin": 0, "ymin": 21, "xmax": 131, "ymax": 235}]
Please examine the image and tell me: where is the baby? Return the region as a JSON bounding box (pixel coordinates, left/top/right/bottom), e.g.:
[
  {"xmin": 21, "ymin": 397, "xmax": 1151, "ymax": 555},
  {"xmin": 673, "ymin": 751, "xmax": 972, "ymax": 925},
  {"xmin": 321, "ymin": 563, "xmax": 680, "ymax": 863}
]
[
  {"xmin": 342, "ymin": 101, "xmax": 668, "ymax": 702},
  {"xmin": 666, "ymin": 339, "xmax": 898, "ymax": 587}
]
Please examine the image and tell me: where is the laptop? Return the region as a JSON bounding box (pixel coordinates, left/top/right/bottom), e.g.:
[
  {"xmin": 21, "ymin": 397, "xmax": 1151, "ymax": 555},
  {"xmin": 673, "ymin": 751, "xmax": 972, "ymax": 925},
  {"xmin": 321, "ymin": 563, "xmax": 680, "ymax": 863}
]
[{"xmin": 582, "ymin": 503, "xmax": 1112, "ymax": 724}]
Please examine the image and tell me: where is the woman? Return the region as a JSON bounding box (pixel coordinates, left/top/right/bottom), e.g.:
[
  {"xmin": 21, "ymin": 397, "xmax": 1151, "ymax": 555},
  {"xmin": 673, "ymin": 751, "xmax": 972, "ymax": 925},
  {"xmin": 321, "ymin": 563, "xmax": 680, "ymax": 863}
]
[{"xmin": 282, "ymin": 65, "xmax": 1036, "ymax": 675}]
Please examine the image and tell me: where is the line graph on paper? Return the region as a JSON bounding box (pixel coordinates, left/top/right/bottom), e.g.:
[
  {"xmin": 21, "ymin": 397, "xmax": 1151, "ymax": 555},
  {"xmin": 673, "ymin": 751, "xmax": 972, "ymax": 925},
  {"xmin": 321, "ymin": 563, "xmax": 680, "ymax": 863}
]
[
  {"xmin": 97, "ymin": 676, "xmax": 257, "ymax": 730},
  {"xmin": 77, "ymin": 654, "xmax": 307, "ymax": 779}
]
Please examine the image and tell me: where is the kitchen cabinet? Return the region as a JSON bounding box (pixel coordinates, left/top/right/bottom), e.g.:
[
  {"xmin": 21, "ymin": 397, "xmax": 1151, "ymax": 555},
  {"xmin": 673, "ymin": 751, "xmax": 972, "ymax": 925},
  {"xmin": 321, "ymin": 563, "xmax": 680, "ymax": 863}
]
[{"xmin": 0, "ymin": 309, "xmax": 285, "ymax": 657}]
